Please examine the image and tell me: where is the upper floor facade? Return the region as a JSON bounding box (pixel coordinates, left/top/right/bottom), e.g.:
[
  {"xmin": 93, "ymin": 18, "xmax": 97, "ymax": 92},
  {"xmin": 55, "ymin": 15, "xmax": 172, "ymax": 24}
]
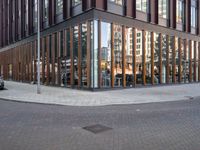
[{"xmin": 0, "ymin": 0, "xmax": 200, "ymax": 49}]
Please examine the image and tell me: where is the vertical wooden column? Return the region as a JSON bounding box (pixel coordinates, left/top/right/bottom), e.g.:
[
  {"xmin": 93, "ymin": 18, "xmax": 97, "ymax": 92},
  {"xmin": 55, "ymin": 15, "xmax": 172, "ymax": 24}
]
[
  {"xmin": 51, "ymin": 33, "xmax": 55, "ymax": 85},
  {"xmin": 159, "ymin": 33, "xmax": 163, "ymax": 84},
  {"xmin": 122, "ymin": 25, "xmax": 126, "ymax": 87},
  {"xmin": 151, "ymin": 32, "xmax": 155, "ymax": 85},
  {"xmin": 142, "ymin": 30, "xmax": 146, "ymax": 85},
  {"xmin": 46, "ymin": 36, "xmax": 50, "ymax": 85},
  {"xmin": 30, "ymin": 42, "xmax": 33, "ymax": 82},
  {"xmin": 111, "ymin": 23, "xmax": 114, "ymax": 88},
  {"xmin": 78, "ymin": 25, "xmax": 82, "ymax": 88},
  {"xmin": 70, "ymin": 27, "xmax": 74, "ymax": 86},
  {"xmin": 166, "ymin": 35, "xmax": 170, "ymax": 84},
  {"xmin": 189, "ymin": 40, "xmax": 192, "ymax": 82},
  {"xmin": 172, "ymin": 36, "xmax": 176, "ymax": 83},
  {"xmin": 34, "ymin": 41, "xmax": 37, "ymax": 82},
  {"xmin": 194, "ymin": 41, "xmax": 197, "ymax": 82},
  {"xmin": 42, "ymin": 37, "xmax": 45, "ymax": 84},
  {"xmin": 87, "ymin": 21, "xmax": 91, "ymax": 88},
  {"xmin": 132, "ymin": 27, "xmax": 136, "ymax": 86},
  {"xmin": 178, "ymin": 38, "xmax": 182, "ymax": 83},
  {"xmin": 98, "ymin": 20, "xmax": 102, "ymax": 88}
]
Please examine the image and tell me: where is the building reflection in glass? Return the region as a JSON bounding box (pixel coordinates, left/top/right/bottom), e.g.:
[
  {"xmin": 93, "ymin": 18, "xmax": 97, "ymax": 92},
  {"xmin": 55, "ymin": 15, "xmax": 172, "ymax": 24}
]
[
  {"xmin": 154, "ymin": 33, "xmax": 160, "ymax": 84},
  {"xmin": 101, "ymin": 22, "xmax": 111, "ymax": 87},
  {"xmin": 162, "ymin": 34, "xmax": 167, "ymax": 83},
  {"xmin": 81, "ymin": 23, "xmax": 87, "ymax": 87},
  {"xmin": 113, "ymin": 24, "xmax": 123, "ymax": 87},
  {"xmin": 125, "ymin": 27, "xmax": 133, "ymax": 86},
  {"xmin": 169, "ymin": 36, "xmax": 173, "ymax": 83},
  {"xmin": 145, "ymin": 31, "xmax": 151, "ymax": 84},
  {"xmin": 136, "ymin": 29, "xmax": 143, "ymax": 84}
]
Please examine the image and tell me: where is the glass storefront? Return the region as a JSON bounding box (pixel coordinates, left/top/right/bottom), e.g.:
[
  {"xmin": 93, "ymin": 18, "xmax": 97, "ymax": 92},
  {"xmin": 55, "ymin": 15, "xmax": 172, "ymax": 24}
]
[{"xmin": 2, "ymin": 20, "xmax": 199, "ymax": 89}]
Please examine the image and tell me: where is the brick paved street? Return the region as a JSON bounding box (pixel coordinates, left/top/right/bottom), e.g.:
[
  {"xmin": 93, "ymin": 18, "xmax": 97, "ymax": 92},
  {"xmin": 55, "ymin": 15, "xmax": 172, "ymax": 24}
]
[{"xmin": 0, "ymin": 98, "xmax": 200, "ymax": 150}]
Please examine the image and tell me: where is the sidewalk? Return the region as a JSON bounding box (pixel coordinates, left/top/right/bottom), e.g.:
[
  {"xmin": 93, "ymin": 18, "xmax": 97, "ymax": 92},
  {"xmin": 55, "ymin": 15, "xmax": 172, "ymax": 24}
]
[{"xmin": 0, "ymin": 81, "xmax": 199, "ymax": 106}]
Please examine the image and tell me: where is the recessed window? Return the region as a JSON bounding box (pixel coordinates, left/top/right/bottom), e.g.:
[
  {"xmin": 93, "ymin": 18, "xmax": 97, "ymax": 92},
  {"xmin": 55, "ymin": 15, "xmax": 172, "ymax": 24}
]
[
  {"xmin": 109, "ymin": 0, "xmax": 123, "ymax": 5},
  {"xmin": 136, "ymin": 0, "xmax": 148, "ymax": 12},
  {"xmin": 159, "ymin": 0, "xmax": 168, "ymax": 19},
  {"xmin": 43, "ymin": 0, "xmax": 48, "ymax": 21},
  {"xmin": 56, "ymin": 0, "xmax": 63, "ymax": 15},
  {"xmin": 72, "ymin": 0, "xmax": 82, "ymax": 6},
  {"xmin": 176, "ymin": 0, "xmax": 185, "ymax": 24},
  {"xmin": 191, "ymin": 0, "xmax": 197, "ymax": 28}
]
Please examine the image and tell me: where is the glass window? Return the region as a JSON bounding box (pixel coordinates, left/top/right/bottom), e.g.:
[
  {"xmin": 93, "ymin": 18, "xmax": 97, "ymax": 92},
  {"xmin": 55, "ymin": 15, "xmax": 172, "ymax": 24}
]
[
  {"xmin": 175, "ymin": 37, "xmax": 179, "ymax": 83},
  {"xmin": 66, "ymin": 29, "xmax": 71, "ymax": 87},
  {"xmin": 176, "ymin": 0, "xmax": 185, "ymax": 24},
  {"xmin": 191, "ymin": 0, "xmax": 197, "ymax": 28},
  {"xmin": 145, "ymin": 31, "xmax": 151, "ymax": 84},
  {"xmin": 191, "ymin": 41, "xmax": 195, "ymax": 82},
  {"xmin": 162, "ymin": 34, "xmax": 167, "ymax": 84},
  {"xmin": 159, "ymin": 0, "xmax": 168, "ymax": 19},
  {"xmin": 43, "ymin": 0, "xmax": 48, "ymax": 21},
  {"xmin": 113, "ymin": 24, "xmax": 122, "ymax": 87},
  {"xmin": 169, "ymin": 36, "xmax": 174, "ymax": 83},
  {"xmin": 91, "ymin": 20, "xmax": 98, "ymax": 88},
  {"xmin": 109, "ymin": 0, "xmax": 123, "ymax": 5},
  {"xmin": 136, "ymin": 0, "xmax": 148, "ymax": 12},
  {"xmin": 33, "ymin": 0, "xmax": 37, "ymax": 31},
  {"xmin": 125, "ymin": 27, "xmax": 134, "ymax": 86},
  {"xmin": 101, "ymin": 22, "xmax": 111, "ymax": 87},
  {"xmin": 154, "ymin": 33, "xmax": 160, "ymax": 84},
  {"xmin": 81, "ymin": 23, "xmax": 88, "ymax": 87},
  {"xmin": 136, "ymin": 29, "xmax": 143, "ymax": 84},
  {"xmin": 180, "ymin": 39, "xmax": 184, "ymax": 83},
  {"xmin": 56, "ymin": 0, "xmax": 63, "ymax": 15},
  {"xmin": 72, "ymin": 0, "xmax": 82, "ymax": 6},
  {"xmin": 185, "ymin": 40, "xmax": 189, "ymax": 83},
  {"xmin": 73, "ymin": 26, "xmax": 79, "ymax": 86}
]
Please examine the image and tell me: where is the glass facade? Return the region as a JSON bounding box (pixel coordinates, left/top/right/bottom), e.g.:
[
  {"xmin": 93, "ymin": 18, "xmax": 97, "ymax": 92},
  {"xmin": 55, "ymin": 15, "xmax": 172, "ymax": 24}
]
[{"xmin": 0, "ymin": 19, "xmax": 199, "ymax": 89}]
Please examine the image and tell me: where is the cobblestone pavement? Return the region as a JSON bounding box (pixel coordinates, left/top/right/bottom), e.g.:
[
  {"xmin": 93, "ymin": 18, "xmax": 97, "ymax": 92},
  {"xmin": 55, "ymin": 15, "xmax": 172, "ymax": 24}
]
[
  {"xmin": 1, "ymin": 81, "xmax": 200, "ymax": 106},
  {"xmin": 0, "ymin": 98, "xmax": 200, "ymax": 150}
]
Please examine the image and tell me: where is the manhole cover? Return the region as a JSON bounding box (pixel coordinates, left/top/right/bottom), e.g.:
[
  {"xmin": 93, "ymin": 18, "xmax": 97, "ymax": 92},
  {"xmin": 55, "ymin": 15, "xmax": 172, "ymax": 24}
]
[{"xmin": 83, "ymin": 124, "xmax": 112, "ymax": 134}]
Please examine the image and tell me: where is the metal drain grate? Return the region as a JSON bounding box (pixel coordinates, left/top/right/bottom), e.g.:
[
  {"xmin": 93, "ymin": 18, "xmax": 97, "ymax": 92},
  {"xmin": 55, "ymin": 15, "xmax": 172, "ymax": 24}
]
[{"xmin": 83, "ymin": 124, "xmax": 112, "ymax": 134}]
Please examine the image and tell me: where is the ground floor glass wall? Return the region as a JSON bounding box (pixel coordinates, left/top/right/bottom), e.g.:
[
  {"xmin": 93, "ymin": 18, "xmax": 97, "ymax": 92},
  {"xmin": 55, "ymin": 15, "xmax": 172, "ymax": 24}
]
[{"xmin": 0, "ymin": 20, "xmax": 200, "ymax": 89}]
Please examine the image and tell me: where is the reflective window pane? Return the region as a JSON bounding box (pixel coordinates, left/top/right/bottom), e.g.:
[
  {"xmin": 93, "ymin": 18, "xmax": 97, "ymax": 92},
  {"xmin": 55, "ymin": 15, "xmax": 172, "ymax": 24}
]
[
  {"xmin": 125, "ymin": 27, "xmax": 134, "ymax": 86},
  {"xmin": 145, "ymin": 31, "xmax": 151, "ymax": 84},
  {"xmin": 113, "ymin": 24, "xmax": 123, "ymax": 87},
  {"xmin": 101, "ymin": 22, "xmax": 111, "ymax": 87},
  {"xmin": 136, "ymin": 0, "xmax": 148, "ymax": 12},
  {"xmin": 136, "ymin": 29, "xmax": 143, "ymax": 84}
]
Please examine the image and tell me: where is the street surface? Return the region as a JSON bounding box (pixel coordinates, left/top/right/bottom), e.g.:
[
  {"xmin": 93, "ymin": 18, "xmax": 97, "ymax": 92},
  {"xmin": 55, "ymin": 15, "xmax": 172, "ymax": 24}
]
[{"xmin": 0, "ymin": 98, "xmax": 200, "ymax": 150}]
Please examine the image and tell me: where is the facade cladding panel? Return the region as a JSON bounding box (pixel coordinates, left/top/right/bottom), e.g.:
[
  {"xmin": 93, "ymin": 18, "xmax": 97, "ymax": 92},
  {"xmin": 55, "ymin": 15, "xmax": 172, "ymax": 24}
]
[{"xmin": 0, "ymin": 0, "xmax": 200, "ymax": 90}]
